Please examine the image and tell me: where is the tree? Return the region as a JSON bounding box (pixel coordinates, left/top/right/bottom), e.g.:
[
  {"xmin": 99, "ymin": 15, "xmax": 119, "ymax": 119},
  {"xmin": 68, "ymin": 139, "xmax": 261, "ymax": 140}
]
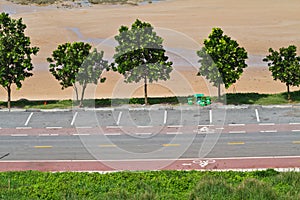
[
  {"xmin": 0, "ymin": 12, "xmax": 39, "ymax": 110},
  {"xmin": 197, "ymin": 27, "xmax": 248, "ymax": 100},
  {"xmin": 263, "ymin": 45, "xmax": 300, "ymax": 100},
  {"xmin": 47, "ymin": 42, "xmax": 108, "ymax": 107},
  {"xmin": 77, "ymin": 49, "xmax": 108, "ymax": 107},
  {"xmin": 113, "ymin": 19, "xmax": 173, "ymax": 105}
]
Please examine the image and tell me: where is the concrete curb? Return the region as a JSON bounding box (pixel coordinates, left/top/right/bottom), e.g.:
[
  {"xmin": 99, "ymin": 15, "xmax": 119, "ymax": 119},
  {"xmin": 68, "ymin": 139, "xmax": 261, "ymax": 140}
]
[{"xmin": 1, "ymin": 103, "xmax": 300, "ymax": 112}]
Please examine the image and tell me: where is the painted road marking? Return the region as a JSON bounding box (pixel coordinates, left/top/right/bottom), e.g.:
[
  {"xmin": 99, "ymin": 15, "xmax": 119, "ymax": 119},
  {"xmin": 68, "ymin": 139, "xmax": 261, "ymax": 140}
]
[
  {"xmin": 167, "ymin": 125, "xmax": 183, "ymax": 128},
  {"xmin": 259, "ymin": 123, "xmax": 275, "ymax": 126},
  {"xmin": 46, "ymin": 127, "xmax": 62, "ymax": 129},
  {"xmin": 99, "ymin": 144, "xmax": 116, "ymax": 147},
  {"xmin": 255, "ymin": 109, "xmax": 260, "ymax": 122},
  {"xmin": 290, "ymin": 123, "xmax": 300, "ymax": 125},
  {"xmin": 137, "ymin": 126, "xmax": 153, "ymax": 128},
  {"xmin": 135, "ymin": 133, "xmax": 152, "ymax": 135},
  {"xmin": 229, "ymin": 131, "xmax": 246, "ymax": 134},
  {"xmin": 209, "ymin": 110, "xmax": 212, "ymax": 124},
  {"xmin": 182, "ymin": 163, "xmax": 192, "ymax": 166},
  {"xmin": 116, "ymin": 111, "xmax": 122, "ymax": 126},
  {"xmin": 198, "ymin": 124, "xmax": 214, "ymax": 127},
  {"xmin": 24, "ymin": 112, "xmax": 33, "ymax": 126},
  {"xmin": 167, "ymin": 132, "xmax": 183, "ymax": 135},
  {"xmin": 39, "ymin": 134, "xmax": 59, "ymax": 136},
  {"xmin": 16, "ymin": 127, "xmax": 32, "ymax": 130},
  {"xmin": 11, "ymin": 134, "xmax": 28, "ymax": 137},
  {"xmin": 104, "ymin": 133, "xmax": 121, "ymax": 136},
  {"xmin": 34, "ymin": 146, "xmax": 53, "ymax": 148},
  {"xmin": 292, "ymin": 130, "xmax": 300, "ymax": 132},
  {"xmin": 162, "ymin": 144, "xmax": 180, "ymax": 147},
  {"xmin": 71, "ymin": 112, "xmax": 78, "ymax": 126},
  {"xmin": 164, "ymin": 110, "xmax": 167, "ymax": 125},
  {"xmin": 73, "ymin": 133, "xmax": 90, "ymax": 136},
  {"xmin": 76, "ymin": 126, "xmax": 93, "ymax": 129},
  {"xmin": 228, "ymin": 124, "xmax": 245, "ymax": 126},
  {"xmin": 292, "ymin": 141, "xmax": 300, "ymax": 144},
  {"xmin": 106, "ymin": 126, "xmax": 122, "ymax": 129},
  {"xmin": 260, "ymin": 130, "xmax": 277, "ymax": 133},
  {"xmin": 228, "ymin": 142, "xmax": 245, "ymax": 145}
]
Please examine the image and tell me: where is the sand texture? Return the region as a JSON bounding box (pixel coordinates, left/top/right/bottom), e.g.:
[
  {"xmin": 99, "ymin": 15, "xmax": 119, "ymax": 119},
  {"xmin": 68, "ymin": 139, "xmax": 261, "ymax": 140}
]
[{"xmin": 0, "ymin": 0, "xmax": 299, "ymax": 101}]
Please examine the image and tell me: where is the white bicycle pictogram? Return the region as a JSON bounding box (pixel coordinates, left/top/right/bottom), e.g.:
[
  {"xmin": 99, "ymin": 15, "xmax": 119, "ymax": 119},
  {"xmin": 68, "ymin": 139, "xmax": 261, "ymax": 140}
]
[{"xmin": 193, "ymin": 159, "xmax": 216, "ymax": 167}]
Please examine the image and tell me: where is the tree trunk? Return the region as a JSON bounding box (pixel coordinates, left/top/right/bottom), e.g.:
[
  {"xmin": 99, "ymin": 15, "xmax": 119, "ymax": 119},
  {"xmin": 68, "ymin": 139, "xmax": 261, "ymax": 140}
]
[
  {"xmin": 287, "ymin": 84, "xmax": 291, "ymax": 101},
  {"xmin": 7, "ymin": 86, "xmax": 11, "ymax": 112},
  {"xmin": 217, "ymin": 82, "xmax": 221, "ymax": 102},
  {"xmin": 144, "ymin": 76, "xmax": 148, "ymax": 105},
  {"xmin": 73, "ymin": 85, "xmax": 79, "ymax": 104},
  {"xmin": 79, "ymin": 83, "xmax": 87, "ymax": 108}
]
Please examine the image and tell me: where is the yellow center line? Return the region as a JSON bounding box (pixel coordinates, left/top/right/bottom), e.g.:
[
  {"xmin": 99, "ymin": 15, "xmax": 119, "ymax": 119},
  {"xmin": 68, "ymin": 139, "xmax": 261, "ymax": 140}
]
[
  {"xmin": 99, "ymin": 144, "xmax": 117, "ymax": 147},
  {"xmin": 292, "ymin": 141, "xmax": 300, "ymax": 144},
  {"xmin": 228, "ymin": 142, "xmax": 245, "ymax": 145},
  {"xmin": 162, "ymin": 144, "xmax": 180, "ymax": 147},
  {"xmin": 34, "ymin": 146, "xmax": 53, "ymax": 148}
]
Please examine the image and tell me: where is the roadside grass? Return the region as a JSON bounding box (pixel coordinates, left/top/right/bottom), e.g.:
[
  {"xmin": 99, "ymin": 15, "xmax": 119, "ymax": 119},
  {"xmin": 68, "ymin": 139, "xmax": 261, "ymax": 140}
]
[
  {"xmin": 226, "ymin": 90, "xmax": 300, "ymax": 105},
  {"xmin": 0, "ymin": 90, "xmax": 299, "ymax": 109},
  {"xmin": 0, "ymin": 169, "xmax": 300, "ymax": 199}
]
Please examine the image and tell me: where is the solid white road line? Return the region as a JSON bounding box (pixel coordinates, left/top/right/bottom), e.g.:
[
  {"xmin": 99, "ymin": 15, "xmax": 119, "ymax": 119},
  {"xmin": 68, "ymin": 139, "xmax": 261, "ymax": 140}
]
[
  {"xmin": 164, "ymin": 110, "xmax": 167, "ymax": 125},
  {"xmin": 260, "ymin": 130, "xmax": 278, "ymax": 133},
  {"xmin": 11, "ymin": 134, "xmax": 28, "ymax": 137},
  {"xmin": 76, "ymin": 126, "xmax": 93, "ymax": 129},
  {"xmin": 24, "ymin": 112, "xmax": 33, "ymax": 126},
  {"xmin": 104, "ymin": 133, "xmax": 121, "ymax": 136},
  {"xmin": 39, "ymin": 134, "xmax": 59, "ymax": 136},
  {"xmin": 259, "ymin": 123, "xmax": 275, "ymax": 126},
  {"xmin": 292, "ymin": 130, "xmax": 300, "ymax": 132},
  {"xmin": 71, "ymin": 112, "xmax": 78, "ymax": 126},
  {"xmin": 106, "ymin": 126, "xmax": 123, "ymax": 129},
  {"xmin": 135, "ymin": 133, "xmax": 152, "ymax": 135},
  {"xmin": 289, "ymin": 123, "xmax": 300, "ymax": 125},
  {"xmin": 16, "ymin": 127, "xmax": 32, "ymax": 130},
  {"xmin": 166, "ymin": 132, "xmax": 183, "ymax": 135},
  {"xmin": 228, "ymin": 124, "xmax": 245, "ymax": 126},
  {"xmin": 73, "ymin": 133, "xmax": 90, "ymax": 136},
  {"xmin": 167, "ymin": 125, "xmax": 183, "ymax": 128},
  {"xmin": 255, "ymin": 109, "xmax": 260, "ymax": 122},
  {"xmin": 116, "ymin": 111, "xmax": 122, "ymax": 126},
  {"xmin": 229, "ymin": 131, "xmax": 246, "ymax": 134},
  {"xmin": 46, "ymin": 127, "xmax": 62, "ymax": 129},
  {"xmin": 137, "ymin": 126, "xmax": 153, "ymax": 128},
  {"xmin": 209, "ymin": 110, "xmax": 212, "ymax": 124}
]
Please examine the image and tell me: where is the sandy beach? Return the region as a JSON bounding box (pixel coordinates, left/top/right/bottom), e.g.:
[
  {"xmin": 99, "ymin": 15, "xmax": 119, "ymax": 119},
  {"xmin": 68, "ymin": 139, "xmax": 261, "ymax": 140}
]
[{"xmin": 0, "ymin": 0, "xmax": 299, "ymax": 101}]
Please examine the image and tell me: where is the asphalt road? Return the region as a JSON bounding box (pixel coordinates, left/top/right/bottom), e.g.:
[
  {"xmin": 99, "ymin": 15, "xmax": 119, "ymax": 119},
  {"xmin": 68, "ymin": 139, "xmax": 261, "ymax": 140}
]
[
  {"xmin": 0, "ymin": 106, "xmax": 300, "ymax": 171},
  {"xmin": 0, "ymin": 132, "xmax": 299, "ymax": 160},
  {"xmin": 1, "ymin": 106, "xmax": 300, "ymax": 129}
]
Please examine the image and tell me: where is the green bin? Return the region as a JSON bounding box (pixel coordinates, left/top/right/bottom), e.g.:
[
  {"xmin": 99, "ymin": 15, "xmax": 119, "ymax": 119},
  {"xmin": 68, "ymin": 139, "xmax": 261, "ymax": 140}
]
[
  {"xmin": 206, "ymin": 97, "xmax": 211, "ymax": 105},
  {"xmin": 187, "ymin": 97, "xmax": 193, "ymax": 105}
]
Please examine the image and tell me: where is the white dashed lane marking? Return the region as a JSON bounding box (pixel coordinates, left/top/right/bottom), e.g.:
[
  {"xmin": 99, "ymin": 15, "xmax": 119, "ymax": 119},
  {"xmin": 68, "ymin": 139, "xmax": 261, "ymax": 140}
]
[
  {"xmin": 71, "ymin": 112, "xmax": 78, "ymax": 126},
  {"xmin": 24, "ymin": 112, "xmax": 33, "ymax": 126}
]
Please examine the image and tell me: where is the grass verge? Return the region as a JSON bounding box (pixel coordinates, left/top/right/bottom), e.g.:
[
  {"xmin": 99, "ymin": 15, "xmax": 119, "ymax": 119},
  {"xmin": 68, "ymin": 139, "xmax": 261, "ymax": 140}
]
[
  {"xmin": 0, "ymin": 90, "xmax": 299, "ymax": 109},
  {"xmin": 0, "ymin": 169, "xmax": 299, "ymax": 199}
]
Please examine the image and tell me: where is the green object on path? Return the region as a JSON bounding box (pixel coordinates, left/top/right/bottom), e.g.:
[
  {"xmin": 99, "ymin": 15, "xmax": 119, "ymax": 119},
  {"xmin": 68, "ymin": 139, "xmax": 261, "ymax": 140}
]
[{"xmin": 187, "ymin": 97, "xmax": 193, "ymax": 105}]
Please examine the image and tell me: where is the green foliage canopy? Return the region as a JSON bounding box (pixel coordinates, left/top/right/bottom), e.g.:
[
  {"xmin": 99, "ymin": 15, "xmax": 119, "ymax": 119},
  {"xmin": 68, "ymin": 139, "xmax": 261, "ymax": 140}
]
[
  {"xmin": 47, "ymin": 42, "xmax": 108, "ymax": 106},
  {"xmin": 113, "ymin": 19, "xmax": 173, "ymax": 104},
  {"xmin": 263, "ymin": 45, "xmax": 300, "ymax": 100},
  {"xmin": 0, "ymin": 12, "xmax": 39, "ymax": 110},
  {"xmin": 197, "ymin": 27, "xmax": 248, "ymax": 99}
]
